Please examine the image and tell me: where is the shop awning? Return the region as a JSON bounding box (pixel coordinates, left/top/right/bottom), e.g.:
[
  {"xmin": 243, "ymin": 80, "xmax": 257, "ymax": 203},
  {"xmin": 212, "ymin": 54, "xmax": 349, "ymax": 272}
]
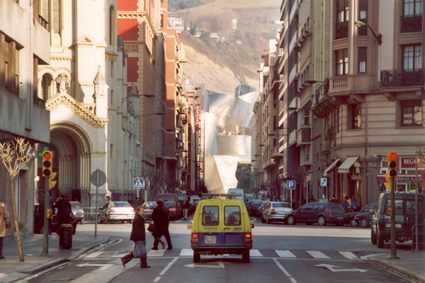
[
  {"xmin": 323, "ymin": 159, "xmax": 340, "ymax": 176},
  {"xmin": 338, "ymin": 156, "xmax": 359, "ymax": 174}
]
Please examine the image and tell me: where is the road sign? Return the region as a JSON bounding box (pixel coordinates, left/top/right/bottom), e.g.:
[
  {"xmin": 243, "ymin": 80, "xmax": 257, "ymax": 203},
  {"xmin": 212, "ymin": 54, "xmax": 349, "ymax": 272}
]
[
  {"xmin": 90, "ymin": 169, "xmax": 106, "ymax": 186},
  {"xmin": 320, "ymin": 177, "xmax": 328, "ymax": 187},
  {"xmin": 133, "ymin": 177, "xmax": 145, "ymax": 189},
  {"xmin": 286, "ymin": 180, "xmax": 296, "ymax": 191}
]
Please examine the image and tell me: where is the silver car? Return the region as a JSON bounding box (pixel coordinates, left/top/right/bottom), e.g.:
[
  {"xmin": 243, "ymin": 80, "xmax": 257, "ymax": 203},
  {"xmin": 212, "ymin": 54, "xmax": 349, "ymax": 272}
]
[
  {"xmin": 99, "ymin": 201, "xmax": 135, "ymax": 223},
  {"xmin": 261, "ymin": 201, "xmax": 292, "ymax": 223}
]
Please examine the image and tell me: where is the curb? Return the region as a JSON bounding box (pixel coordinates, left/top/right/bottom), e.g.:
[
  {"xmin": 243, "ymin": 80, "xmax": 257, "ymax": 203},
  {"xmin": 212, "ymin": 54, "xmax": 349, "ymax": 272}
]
[{"xmin": 369, "ymin": 260, "xmax": 425, "ymax": 283}]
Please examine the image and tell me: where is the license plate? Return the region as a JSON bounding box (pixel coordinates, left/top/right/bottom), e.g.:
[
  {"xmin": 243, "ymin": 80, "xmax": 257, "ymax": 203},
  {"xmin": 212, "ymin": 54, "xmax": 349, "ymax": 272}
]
[{"xmin": 204, "ymin": 235, "xmax": 216, "ymax": 244}]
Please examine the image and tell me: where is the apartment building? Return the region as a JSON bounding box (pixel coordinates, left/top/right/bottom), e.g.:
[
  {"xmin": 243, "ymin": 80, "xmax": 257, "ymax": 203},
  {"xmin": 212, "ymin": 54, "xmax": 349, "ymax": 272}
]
[
  {"xmin": 258, "ymin": 0, "xmax": 424, "ymax": 208},
  {"xmin": 0, "ymin": 0, "xmax": 50, "ymax": 233}
]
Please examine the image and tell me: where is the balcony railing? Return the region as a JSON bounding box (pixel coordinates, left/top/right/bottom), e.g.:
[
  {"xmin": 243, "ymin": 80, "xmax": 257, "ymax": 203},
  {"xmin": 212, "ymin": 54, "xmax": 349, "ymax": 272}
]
[
  {"xmin": 401, "ymin": 15, "xmax": 422, "ymax": 33},
  {"xmin": 335, "ymin": 21, "xmax": 348, "ymax": 39},
  {"xmin": 380, "ymin": 69, "xmax": 424, "ymax": 87}
]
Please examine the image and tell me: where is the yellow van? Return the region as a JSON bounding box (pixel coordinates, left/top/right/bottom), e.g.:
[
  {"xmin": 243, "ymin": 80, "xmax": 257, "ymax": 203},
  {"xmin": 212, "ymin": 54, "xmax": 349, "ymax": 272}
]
[{"xmin": 189, "ymin": 194, "xmax": 254, "ymax": 263}]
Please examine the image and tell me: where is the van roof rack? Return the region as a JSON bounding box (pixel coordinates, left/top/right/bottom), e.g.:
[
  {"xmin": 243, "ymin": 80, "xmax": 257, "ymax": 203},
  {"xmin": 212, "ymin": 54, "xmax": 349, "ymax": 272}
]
[{"xmin": 200, "ymin": 193, "xmax": 241, "ymax": 199}]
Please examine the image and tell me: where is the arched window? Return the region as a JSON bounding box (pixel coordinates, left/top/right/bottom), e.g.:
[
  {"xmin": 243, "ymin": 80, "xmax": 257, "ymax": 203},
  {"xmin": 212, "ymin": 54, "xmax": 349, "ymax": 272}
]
[
  {"xmin": 109, "ymin": 6, "xmax": 116, "ymax": 46},
  {"xmin": 41, "ymin": 73, "xmax": 53, "ymax": 100}
]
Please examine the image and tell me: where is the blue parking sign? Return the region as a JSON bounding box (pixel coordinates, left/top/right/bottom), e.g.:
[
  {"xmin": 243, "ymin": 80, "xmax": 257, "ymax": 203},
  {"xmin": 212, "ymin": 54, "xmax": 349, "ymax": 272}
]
[{"xmin": 286, "ymin": 180, "xmax": 296, "ymax": 191}]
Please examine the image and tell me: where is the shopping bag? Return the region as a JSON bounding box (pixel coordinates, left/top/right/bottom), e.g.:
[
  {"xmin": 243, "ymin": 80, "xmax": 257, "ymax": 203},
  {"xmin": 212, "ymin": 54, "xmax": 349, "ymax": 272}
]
[
  {"xmin": 133, "ymin": 241, "xmax": 146, "ymax": 258},
  {"xmin": 147, "ymin": 223, "xmax": 156, "ymax": 233}
]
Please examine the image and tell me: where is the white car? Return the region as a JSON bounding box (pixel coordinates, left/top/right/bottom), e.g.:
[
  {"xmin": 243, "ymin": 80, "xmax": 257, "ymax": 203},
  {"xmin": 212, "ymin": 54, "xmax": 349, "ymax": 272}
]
[
  {"xmin": 261, "ymin": 201, "xmax": 292, "ymax": 224},
  {"xmin": 99, "ymin": 201, "xmax": 135, "ymax": 223}
]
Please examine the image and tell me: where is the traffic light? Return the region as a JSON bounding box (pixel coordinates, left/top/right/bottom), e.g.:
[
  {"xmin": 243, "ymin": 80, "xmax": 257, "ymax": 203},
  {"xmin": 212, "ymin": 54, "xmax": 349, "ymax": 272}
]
[
  {"xmin": 49, "ymin": 171, "xmax": 57, "ymax": 190},
  {"xmin": 42, "ymin": 150, "xmax": 53, "ymax": 177},
  {"xmin": 384, "ymin": 172, "xmax": 392, "ymax": 192},
  {"xmin": 387, "ymin": 152, "xmax": 398, "ymax": 177}
]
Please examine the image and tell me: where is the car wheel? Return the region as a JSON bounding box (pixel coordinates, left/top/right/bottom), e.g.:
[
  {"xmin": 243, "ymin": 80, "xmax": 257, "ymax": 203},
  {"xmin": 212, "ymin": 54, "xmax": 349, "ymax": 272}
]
[
  {"xmin": 317, "ymin": 216, "xmax": 327, "ymax": 226},
  {"xmin": 371, "ymin": 228, "xmax": 377, "ymax": 244},
  {"xmin": 377, "ymin": 232, "xmax": 385, "ymax": 248},
  {"xmin": 350, "ymin": 218, "xmax": 358, "ymax": 227},
  {"xmin": 359, "ymin": 218, "xmax": 369, "ymax": 228},
  {"xmin": 242, "ymin": 250, "xmax": 250, "ymax": 263},
  {"xmin": 287, "ymin": 215, "xmax": 295, "ymax": 225},
  {"xmin": 193, "ymin": 250, "xmax": 200, "ymax": 263}
]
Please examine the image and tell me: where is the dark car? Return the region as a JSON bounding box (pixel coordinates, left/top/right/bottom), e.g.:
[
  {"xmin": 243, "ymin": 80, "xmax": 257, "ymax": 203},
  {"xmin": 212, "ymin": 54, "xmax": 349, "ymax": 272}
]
[
  {"xmin": 351, "ymin": 203, "xmax": 378, "ymax": 228},
  {"xmin": 371, "ymin": 192, "xmax": 424, "ymax": 249},
  {"xmin": 285, "ymin": 202, "xmax": 346, "ymax": 226},
  {"xmin": 69, "ymin": 201, "xmax": 85, "ymax": 224},
  {"xmin": 142, "ymin": 201, "xmax": 157, "ymax": 222},
  {"xmin": 344, "ymin": 202, "xmax": 377, "ymax": 227},
  {"xmin": 247, "ymin": 199, "xmax": 263, "ymax": 217}
]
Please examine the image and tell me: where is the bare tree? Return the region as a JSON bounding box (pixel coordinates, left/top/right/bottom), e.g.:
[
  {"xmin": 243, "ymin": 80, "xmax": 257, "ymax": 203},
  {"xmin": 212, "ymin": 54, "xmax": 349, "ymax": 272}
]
[{"xmin": 0, "ymin": 137, "xmax": 34, "ymax": 262}]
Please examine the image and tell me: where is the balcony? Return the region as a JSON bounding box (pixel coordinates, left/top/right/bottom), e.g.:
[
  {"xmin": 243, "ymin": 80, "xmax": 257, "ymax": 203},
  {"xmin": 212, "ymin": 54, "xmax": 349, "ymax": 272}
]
[
  {"xmin": 328, "ymin": 75, "xmax": 376, "ymax": 96},
  {"xmin": 380, "ymin": 69, "xmax": 424, "ymax": 88},
  {"xmin": 335, "ymin": 21, "xmax": 348, "ymax": 39},
  {"xmin": 401, "ymin": 15, "xmax": 422, "ymax": 33},
  {"xmin": 297, "ymin": 127, "xmax": 311, "ymax": 145}
]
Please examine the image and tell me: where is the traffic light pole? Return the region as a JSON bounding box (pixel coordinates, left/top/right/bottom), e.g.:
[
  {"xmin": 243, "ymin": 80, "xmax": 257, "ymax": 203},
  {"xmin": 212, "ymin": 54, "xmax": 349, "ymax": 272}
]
[
  {"xmin": 389, "ymin": 175, "xmax": 398, "ymax": 259},
  {"xmin": 42, "ymin": 177, "xmax": 49, "ymax": 256}
]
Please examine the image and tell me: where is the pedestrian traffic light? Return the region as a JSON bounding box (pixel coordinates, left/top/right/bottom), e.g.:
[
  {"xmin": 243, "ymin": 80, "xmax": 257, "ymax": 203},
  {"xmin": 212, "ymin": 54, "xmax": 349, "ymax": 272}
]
[
  {"xmin": 42, "ymin": 150, "xmax": 53, "ymax": 177},
  {"xmin": 387, "ymin": 152, "xmax": 398, "ymax": 177}
]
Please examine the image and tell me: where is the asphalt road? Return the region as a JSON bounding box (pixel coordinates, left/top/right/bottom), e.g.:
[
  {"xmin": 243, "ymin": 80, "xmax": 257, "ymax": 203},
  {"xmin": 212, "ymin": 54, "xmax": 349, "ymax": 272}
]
[{"xmin": 21, "ymin": 220, "xmax": 413, "ymax": 283}]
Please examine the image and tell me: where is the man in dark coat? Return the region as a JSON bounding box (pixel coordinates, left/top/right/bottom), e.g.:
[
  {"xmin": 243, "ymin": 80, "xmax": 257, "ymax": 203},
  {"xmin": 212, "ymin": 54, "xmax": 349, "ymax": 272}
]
[
  {"xmin": 121, "ymin": 206, "xmax": 150, "ymax": 268},
  {"xmin": 151, "ymin": 199, "xmax": 173, "ymax": 250}
]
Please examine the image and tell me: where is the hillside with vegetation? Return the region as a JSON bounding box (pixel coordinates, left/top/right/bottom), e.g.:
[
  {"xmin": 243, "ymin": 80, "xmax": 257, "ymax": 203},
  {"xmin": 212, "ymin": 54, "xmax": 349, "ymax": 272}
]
[{"xmin": 170, "ymin": 0, "xmax": 281, "ymax": 93}]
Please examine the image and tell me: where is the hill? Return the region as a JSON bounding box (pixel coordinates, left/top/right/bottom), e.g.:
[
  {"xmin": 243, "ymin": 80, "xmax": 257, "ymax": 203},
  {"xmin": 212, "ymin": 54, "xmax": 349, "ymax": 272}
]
[{"xmin": 170, "ymin": 0, "xmax": 281, "ymax": 93}]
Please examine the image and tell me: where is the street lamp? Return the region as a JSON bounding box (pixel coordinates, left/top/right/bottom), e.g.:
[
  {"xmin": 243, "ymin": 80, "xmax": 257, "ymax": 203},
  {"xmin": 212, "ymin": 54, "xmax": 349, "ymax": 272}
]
[{"xmin": 355, "ymin": 20, "xmax": 382, "ymax": 45}]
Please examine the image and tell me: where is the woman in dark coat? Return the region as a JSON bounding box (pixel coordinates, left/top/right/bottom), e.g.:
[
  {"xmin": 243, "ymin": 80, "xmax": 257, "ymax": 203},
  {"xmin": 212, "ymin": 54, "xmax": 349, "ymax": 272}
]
[{"xmin": 121, "ymin": 206, "xmax": 150, "ymax": 268}]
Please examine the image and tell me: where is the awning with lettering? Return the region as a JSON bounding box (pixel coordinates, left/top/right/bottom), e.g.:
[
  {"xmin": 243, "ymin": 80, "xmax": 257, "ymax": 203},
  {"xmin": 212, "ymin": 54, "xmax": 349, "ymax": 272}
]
[
  {"xmin": 323, "ymin": 159, "xmax": 340, "ymax": 176},
  {"xmin": 338, "ymin": 156, "xmax": 359, "ymax": 174}
]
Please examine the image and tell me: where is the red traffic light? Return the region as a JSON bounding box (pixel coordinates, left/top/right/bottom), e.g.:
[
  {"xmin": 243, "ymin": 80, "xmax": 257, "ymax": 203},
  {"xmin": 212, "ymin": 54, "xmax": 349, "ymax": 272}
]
[
  {"xmin": 387, "ymin": 152, "xmax": 397, "ymax": 161},
  {"xmin": 43, "ymin": 151, "xmax": 52, "ymax": 160}
]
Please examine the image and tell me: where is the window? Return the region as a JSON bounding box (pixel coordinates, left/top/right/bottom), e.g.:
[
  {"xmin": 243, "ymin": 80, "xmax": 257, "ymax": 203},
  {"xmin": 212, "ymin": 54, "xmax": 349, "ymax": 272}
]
[
  {"xmin": 109, "ymin": 6, "xmax": 117, "ymax": 46},
  {"xmin": 358, "ymin": 47, "xmax": 367, "ymax": 73},
  {"xmin": 337, "ymin": 0, "xmax": 350, "ymax": 22},
  {"xmin": 403, "ymin": 0, "xmax": 423, "ymax": 17},
  {"xmin": 202, "ymin": 206, "xmax": 219, "ymax": 226},
  {"xmin": 52, "ymin": 0, "xmax": 61, "ymax": 33},
  {"xmin": 348, "ymin": 104, "xmax": 361, "ymax": 129},
  {"xmin": 401, "ymin": 100, "xmax": 422, "ymax": 126},
  {"xmin": 403, "ymin": 45, "xmax": 422, "ymax": 71},
  {"xmin": 358, "ymin": 0, "xmax": 368, "ymax": 35},
  {"xmin": 335, "ymin": 49, "xmax": 349, "ymax": 76},
  {"xmin": 0, "ymin": 34, "xmax": 20, "ymax": 94},
  {"xmin": 224, "ymin": 206, "xmax": 241, "ymax": 226}
]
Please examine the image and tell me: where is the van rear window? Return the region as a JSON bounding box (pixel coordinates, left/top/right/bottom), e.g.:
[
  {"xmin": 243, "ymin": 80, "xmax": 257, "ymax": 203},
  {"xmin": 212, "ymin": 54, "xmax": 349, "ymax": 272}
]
[
  {"xmin": 203, "ymin": 206, "xmax": 219, "ymax": 226},
  {"xmin": 225, "ymin": 206, "xmax": 241, "ymax": 226}
]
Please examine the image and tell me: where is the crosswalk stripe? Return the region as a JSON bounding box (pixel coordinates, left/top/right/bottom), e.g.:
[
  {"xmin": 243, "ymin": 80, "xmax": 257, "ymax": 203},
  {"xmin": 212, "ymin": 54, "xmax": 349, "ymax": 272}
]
[
  {"xmin": 180, "ymin": 249, "xmax": 193, "ymax": 256},
  {"xmin": 250, "ymin": 249, "xmax": 262, "ymax": 257},
  {"xmin": 275, "ymin": 250, "xmax": 296, "ymax": 258},
  {"xmin": 148, "ymin": 249, "xmax": 166, "ymax": 257},
  {"xmin": 86, "ymin": 251, "xmax": 104, "ymax": 258},
  {"xmin": 306, "ymin": 251, "xmax": 330, "ymax": 259},
  {"xmin": 339, "ymin": 251, "xmax": 359, "ymax": 260}
]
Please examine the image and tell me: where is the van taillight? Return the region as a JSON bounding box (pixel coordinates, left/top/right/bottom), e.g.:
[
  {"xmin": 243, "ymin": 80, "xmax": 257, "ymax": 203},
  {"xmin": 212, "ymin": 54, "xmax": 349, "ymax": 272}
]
[
  {"xmin": 244, "ymin": 233, "xmax": 252, "ymax": 245},
  {"xmin": 191, "ymin": 233, "xmax": 199, "ymax": 244}
]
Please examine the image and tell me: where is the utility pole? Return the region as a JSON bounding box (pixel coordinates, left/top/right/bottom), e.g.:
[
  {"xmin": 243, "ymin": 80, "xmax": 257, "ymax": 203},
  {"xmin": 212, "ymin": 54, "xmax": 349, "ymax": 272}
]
[{"xmin": 387, "ymin": 152, "xmax": 399, "ymax": 260}]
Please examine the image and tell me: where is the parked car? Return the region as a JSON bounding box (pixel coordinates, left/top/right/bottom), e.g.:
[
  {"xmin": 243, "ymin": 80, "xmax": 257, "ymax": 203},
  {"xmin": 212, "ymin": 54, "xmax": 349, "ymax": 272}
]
[
  {"xmin": 247, "ymin": 199, "xmax": 263, "ymax": 217},
  {"xmin": 69, "ymin": 201, "xmax": 85, "ymax": 224},
  {"xmin": 371, "ymin": 192, "xmax": 424, "ymax": 249},
  {"xmin": 165, "ymin": 201, "xmax": 180, "ymax": 220},
  {"xmin": 155, "ymin": 193, "xmax": 181, "ymax": 219},
  {"xmin": 261, "ymin": 201, "xmax": 292, "ymax": 223},
  {"xmin": 142, "ymin": 200, "xmax": 157, "ymax": 222},
  {"xmin": 285, "ymin": 202, "xmax": 346, "ymax": 226},
  {"xmin": 345, "ymin": 203, "xmax": 378, "ymax": 227},
  {"xmin": 189, "ymin": 195, "xmax": 202, "ymax": 214},
  {"xmin": 98, "ymin": 201, "xmax": 135, "ymax": 223}
]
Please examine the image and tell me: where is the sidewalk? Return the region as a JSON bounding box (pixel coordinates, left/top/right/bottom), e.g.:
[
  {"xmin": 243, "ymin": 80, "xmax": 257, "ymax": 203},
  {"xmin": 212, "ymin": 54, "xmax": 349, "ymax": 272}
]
[
  {"xmin": 0, "ymin": 232, "xmax": 110, "ymax": 283},
  {"xmin": 367, "ymin": 249, "xmax": 425, "ymax": 283}
]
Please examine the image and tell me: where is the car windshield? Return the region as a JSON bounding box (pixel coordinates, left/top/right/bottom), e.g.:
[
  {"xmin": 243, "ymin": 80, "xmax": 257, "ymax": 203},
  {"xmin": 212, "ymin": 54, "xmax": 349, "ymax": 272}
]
[{"xmin": 112, "ymin": 201, "xmax": 131, "ymax": 207}]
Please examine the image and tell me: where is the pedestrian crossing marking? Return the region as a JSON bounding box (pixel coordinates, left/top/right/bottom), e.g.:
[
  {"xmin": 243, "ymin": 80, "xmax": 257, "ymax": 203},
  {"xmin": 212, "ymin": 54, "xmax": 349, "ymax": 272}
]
[
  {"xmin": 307, "ymin": 251, "xmax": 330, "ymax": 259},
  {"xmin": 250, "ymin": 249, "xmax": 262, "ymax": 257},
  {"xmin": 180, "ymin": 249, "xmax": 193, "ymax": 256},
  {"xmin": 148, "ymin": 249, "xmax": 166, "ymax": 257},
  {"xmin": 275, "ymin": 250, "xmax": 296, "ymax": 258},
  {"xmin": 86, "ymin": 251, "xmax": 104, "ymax": 258},
  {"xmin": 339, "ymin": 251, "xmax": 359, "ymax": 260}
]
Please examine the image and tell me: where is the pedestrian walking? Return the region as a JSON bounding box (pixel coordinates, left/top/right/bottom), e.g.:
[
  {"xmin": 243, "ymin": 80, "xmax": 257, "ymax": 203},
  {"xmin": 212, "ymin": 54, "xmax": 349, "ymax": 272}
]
[
  {"xmin": 182, "ymin": 197, "xmax": 190, "ymax": 220},
  {"xmin": 148, "ymin": 223, "xmax": 165, "ymax": 249},
  {"xmin": 121, "ymin": 206, "xmax": 150, "ymax": 268},
  {"xmin": 0, "ymin": 201, "xmax": 10, "ymax": 260},
  {"xmin": 54, "ymin": 194, "xmax": 72, "ymax": 227},
  {"xmin": 151, "ymin": 199, "xmax": 173, "ymax": 250}
]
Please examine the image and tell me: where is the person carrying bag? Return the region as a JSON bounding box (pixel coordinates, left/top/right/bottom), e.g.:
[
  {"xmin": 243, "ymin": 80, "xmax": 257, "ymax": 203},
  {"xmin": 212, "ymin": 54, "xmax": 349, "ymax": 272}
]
[{"xmin": 121, "ymin": 206, "xmax": 150, "ymax": 268}]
